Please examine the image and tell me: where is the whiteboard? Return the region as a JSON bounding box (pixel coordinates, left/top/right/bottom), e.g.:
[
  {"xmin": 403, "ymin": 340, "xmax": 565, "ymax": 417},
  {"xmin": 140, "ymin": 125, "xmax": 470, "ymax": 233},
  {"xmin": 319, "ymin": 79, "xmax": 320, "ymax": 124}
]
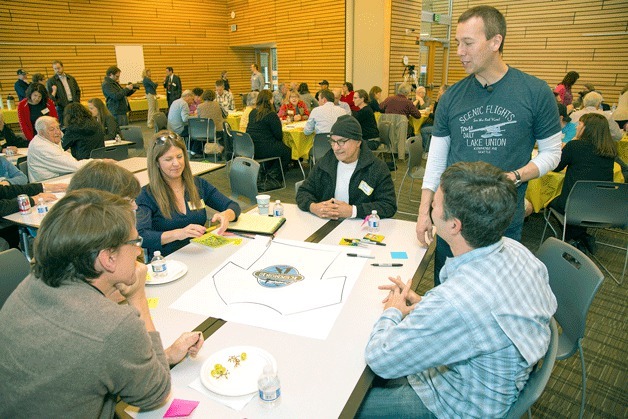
[{"xmin": 115, "ymin": 45, "xmax": 145, "ymax": 84}]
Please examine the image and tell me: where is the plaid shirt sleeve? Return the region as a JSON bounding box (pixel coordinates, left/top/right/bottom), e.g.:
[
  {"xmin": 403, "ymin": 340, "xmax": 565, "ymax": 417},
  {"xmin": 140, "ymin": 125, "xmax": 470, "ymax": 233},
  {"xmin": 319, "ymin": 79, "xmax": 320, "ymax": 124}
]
[{"xmin": 365, "ymin": 293, "xmax": 479, "ymax": 379}]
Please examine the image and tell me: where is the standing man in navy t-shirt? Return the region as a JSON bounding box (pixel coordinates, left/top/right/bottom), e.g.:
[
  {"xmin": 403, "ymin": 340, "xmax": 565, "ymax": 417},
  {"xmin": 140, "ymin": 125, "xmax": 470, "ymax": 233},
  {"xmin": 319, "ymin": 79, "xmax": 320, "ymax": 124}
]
[{"xmin": 415, "ymin": 5, "xmax": 562, "ymax": 286}]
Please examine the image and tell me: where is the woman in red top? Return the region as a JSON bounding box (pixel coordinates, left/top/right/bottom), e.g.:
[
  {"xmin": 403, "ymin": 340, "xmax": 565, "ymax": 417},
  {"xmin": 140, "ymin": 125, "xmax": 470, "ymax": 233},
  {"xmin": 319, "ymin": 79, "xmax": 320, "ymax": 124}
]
[
  {"xmin": 17, "ymin": 83, "xmax": 58, "ymax": 140},
  {"xmin": 341, "ymin": 81, "xmax": 359, "ymax": 111},
  {"xmin": 278, "ymin": 91, "xmax": 310, "ymax": 121},
  {"xmin": 554, "ymin": 71, "xmax": 579, "ymax": 108}
]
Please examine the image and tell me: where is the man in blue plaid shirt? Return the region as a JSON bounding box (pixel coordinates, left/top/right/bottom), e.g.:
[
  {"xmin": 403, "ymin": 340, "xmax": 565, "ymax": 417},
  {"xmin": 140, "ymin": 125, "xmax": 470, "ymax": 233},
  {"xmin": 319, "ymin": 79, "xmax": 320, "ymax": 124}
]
[{"xmin": 358, "ymin": 161, "xmax": 557, "ymax": 418}]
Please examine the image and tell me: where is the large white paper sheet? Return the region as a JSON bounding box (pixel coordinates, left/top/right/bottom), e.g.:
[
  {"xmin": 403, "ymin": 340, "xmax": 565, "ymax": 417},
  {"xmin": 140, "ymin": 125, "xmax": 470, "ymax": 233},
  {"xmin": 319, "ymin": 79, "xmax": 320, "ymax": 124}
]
[{"xmin": 170, "ymin": 237, "xmax": 369, "ymax": 339}]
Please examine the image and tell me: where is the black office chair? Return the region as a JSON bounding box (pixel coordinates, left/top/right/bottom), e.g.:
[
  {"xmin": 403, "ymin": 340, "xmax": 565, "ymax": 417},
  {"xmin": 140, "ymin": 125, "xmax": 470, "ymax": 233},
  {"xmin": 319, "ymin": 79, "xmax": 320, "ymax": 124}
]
[
  {"xmin": 90, "ymin": 146, "xmax": 128, "ymax": 161},
  {"xmin": 0, "ymin": 248, "xmax": 30, "ymax": 308},
  {"xmin": 540, "ymin": 181, "xmax": 628, "ymax": 284},
  {"xmin": 309, "ymin": 133, "xmax": 331, "ymax": 170},
  {"xmin": 505, "ymin": 318, "xmax": 558, "ymax": 419},
  {"xmin": 119, "ymin": 125, "xmax": 145, "ymax": 153},
  {"xmin": 189, "ymin": 118, "xmax": 219, "ymax": 160},
  {"xmin": 396, "ymin": 136, "xmax": 425, "ymax": 215},
  {"xmin": 153, "ymin": 112, "xmax": 168, "ymax": 133},
  {"xmin": 231, "ymin": 130, "xmax": 285, "ymax": 191},
  {"xmin": 223, "ymin": 121, "xmax": 234, "ymax": 161},
  {"xmin": 536, "ymin": 237, "xmax": 604, "ymax": 419},
  {"xmin": 18, "ymin": 161, "xmax": 28, "ymax": 178},
  {"xmin": 374, "ymin": 119, "xmax": 397, "ymax": 172},
  {"xmin": 229, "ymin": 157, "xmax": 260, "ymax": 206}
]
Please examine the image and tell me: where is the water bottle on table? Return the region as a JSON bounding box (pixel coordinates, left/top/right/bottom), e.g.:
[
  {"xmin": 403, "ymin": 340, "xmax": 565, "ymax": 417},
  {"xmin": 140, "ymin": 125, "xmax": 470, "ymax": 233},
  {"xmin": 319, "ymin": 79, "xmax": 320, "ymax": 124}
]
[
  {"xmin": 273, "ymin": 200, "xmax": 284, "ymax": 217},
  {"xmin": 368, "ymin": 210, "xmax": 380, "ymax": 233},
  {"xmin": 37, "ymin": 198, "xmax": 48, "ymax": 215},
  {"xmin": 258, "ymin": 364, "xmax": 281, "ymax": 408},
  {"xmin": 150, "ymin": 251, "xmax": 167, "ymax": 278}
]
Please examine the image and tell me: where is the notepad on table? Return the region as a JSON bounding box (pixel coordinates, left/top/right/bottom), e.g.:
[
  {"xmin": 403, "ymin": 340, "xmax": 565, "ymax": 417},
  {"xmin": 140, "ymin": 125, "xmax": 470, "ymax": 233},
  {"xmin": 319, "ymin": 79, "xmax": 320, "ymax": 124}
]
[{"xmin": 226, "ymin": 213, "xmax": 286, "ymax": 236}]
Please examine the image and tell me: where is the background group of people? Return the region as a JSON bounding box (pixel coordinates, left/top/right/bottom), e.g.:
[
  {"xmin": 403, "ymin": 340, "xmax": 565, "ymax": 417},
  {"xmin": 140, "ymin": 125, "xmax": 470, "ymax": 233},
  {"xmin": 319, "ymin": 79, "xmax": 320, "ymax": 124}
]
[{"xmin": 0, "ymin": 3, "xmax": 626, "ymax": 418}]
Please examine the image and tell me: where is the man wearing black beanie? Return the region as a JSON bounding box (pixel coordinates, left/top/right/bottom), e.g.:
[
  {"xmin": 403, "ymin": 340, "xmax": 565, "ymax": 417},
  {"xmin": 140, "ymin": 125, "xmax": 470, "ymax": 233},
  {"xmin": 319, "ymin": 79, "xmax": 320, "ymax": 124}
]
[{"xmin": 296, "ymin": 115, "xmax": 397, "ymax": 219}]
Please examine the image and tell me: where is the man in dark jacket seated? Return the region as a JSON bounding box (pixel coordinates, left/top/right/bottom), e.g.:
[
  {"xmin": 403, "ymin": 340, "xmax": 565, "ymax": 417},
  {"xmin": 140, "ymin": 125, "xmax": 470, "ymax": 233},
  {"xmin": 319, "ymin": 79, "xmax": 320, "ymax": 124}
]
[{"xmin": 296, "ymin": 115, "xmax": 397, "ymax": 220}]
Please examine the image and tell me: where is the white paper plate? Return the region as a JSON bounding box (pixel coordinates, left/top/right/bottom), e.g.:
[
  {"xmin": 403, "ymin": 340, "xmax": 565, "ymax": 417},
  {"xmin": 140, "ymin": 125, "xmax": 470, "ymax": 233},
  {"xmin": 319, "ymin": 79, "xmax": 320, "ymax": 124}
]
[
  {"xmin": 200, "ymin": 346, "xmax": 277, "ymax": 397},
  {"xmin": 145, "ymin": 260, "xmax": 188, "ymax": 285}
]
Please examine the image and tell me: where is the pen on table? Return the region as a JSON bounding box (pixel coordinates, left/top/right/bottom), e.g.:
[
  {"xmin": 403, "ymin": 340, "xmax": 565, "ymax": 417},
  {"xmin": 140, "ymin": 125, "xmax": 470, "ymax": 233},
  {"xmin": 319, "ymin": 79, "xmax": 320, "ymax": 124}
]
[
  {"xmin": 347, "ymin": 253, "xmax": 375, "ymax": 259},
  {"xmin": 229, "ymin": 231, "xmax": 255, "ymax": 240},
  {"xmin": 371, "ymin": 263, "xmax": 403, "ymax": 267},
  {"xmin": 360, "ymin": 239, "xmax": 386, "ymax": 246}
]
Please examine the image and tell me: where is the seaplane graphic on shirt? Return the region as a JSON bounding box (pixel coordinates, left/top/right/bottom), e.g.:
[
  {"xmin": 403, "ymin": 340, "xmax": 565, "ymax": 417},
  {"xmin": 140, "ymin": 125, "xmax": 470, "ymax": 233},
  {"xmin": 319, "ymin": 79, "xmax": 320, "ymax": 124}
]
[{"xmin": 469, "ymin": 121, "xmax": 517, "ymax": 138}]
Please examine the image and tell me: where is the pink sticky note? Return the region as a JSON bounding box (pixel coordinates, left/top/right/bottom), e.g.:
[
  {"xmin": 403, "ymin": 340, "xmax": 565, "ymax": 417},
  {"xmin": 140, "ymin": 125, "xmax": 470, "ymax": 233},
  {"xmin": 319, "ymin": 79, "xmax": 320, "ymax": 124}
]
[{"xmin": 163, "ymin": 399, "xmax": 200, "ymax": 417}]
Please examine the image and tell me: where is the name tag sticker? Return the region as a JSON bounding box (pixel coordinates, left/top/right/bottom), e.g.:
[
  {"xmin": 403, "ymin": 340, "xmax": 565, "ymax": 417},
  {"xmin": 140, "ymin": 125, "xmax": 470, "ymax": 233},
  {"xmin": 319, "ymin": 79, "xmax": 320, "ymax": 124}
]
[
  {"xmin": 358, "ymin": 180, "xmax": 374, "ymax": 196},
  {"xmin": 41, "ymin": 108, "xmax": 49, "ymax": 115},
  {"xmin": 188, "ymin": 199, "xmax": 206, "ymax": 211}
]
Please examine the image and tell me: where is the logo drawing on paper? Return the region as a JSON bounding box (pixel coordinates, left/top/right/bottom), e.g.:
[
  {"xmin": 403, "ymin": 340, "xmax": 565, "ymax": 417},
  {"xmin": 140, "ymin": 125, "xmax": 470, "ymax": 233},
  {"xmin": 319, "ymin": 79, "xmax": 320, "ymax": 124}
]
[{"xmin": 253, "ymin": 265, "xmax": 304, "ymax": 288}]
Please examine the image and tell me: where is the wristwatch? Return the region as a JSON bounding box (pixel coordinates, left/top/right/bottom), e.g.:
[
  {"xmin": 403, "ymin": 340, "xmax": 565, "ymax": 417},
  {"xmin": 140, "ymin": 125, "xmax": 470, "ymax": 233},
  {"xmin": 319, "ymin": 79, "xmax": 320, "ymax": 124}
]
[{"xmin": 511, "ymin": 170, "xmax": 522, "ymax": 187}]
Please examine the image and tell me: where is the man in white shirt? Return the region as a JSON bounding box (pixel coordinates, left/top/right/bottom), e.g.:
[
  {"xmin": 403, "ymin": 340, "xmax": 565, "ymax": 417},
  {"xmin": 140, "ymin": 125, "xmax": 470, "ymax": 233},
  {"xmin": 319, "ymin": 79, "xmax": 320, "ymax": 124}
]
[
  {"xmin": 570, "ymin": 91, "xmax": 623, "ymax": 141},
  {"xmin": 27, "ymin": 116, "xmax": 94, "ymax": 182},
  {"xmin": 304, "ymin": 90, "xmax": 347, "ymax": 135}
]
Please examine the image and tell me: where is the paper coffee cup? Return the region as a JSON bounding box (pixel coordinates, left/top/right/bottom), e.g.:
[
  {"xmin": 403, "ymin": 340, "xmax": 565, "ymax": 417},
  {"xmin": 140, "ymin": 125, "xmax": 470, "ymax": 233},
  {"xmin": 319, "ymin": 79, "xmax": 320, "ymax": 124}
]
[{"xmin": 256, "ymin": 194, "xmax": 271, "ymax": 215}]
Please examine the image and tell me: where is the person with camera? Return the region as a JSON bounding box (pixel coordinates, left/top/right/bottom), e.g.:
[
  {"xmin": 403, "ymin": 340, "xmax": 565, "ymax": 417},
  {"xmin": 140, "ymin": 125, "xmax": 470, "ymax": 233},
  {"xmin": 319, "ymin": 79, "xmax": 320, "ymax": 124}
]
[{"xmin": 101, "ymin": 65, "xmax": 139, "ymax": 126}]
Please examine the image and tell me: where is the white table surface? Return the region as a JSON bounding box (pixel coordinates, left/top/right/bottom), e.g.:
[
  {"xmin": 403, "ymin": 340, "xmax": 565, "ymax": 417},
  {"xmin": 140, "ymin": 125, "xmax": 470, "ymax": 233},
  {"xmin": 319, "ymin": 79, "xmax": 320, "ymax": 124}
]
[
  {"xmin": 145, "ymin": 203, "xmax": 328, "ymax": 347},
  {"xmin": 1, "ymin": 147, "xmax": 28, "ymax": 165},
  {"xmin": 116, "ymin": 157, "xmax": 148, "ymax": 173},
  {"xmin": 2, "ymin": 160, "xmax": 225, "ymax": 228},
  {"xmin": 134, "ymin": 215, "xmax": 427, "ymax": 418}
]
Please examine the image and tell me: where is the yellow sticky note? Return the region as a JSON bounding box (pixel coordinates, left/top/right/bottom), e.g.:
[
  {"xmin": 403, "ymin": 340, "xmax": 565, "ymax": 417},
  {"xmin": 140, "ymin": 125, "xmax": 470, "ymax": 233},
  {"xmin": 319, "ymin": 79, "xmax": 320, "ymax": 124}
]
[{"xmin": 147, "ymin": 298, "xmax": 159, "ymax": 309}]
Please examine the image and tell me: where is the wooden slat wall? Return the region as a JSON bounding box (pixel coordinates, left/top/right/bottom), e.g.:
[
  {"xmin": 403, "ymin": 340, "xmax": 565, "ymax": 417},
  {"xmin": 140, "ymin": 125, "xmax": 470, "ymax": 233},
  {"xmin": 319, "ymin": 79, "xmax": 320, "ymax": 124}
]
[
  {"xmin": 387, "ymin": 0, "xmax": 422, "ymax": 95},
  {"xmin": 447, "ymin": 0, "xmax": 628, "ymax": 102},
  {"xmin": 226, "ymin": 0, "xmax": 345, "ymax": 93},
  {"xmin": 3, "ymin": 1, "xmax": 623, "ymax": 109},
  {"xmin": 0, "ymin": 0, "xmax": 255, "ymax": 107}
]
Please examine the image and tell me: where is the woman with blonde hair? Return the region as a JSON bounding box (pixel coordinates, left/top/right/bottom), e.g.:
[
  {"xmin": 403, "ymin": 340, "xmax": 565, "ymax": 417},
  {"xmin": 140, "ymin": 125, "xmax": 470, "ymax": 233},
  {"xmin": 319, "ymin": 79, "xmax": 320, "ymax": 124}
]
[
  {"xmin": 239, "ymin": 91, "xmax": 258, "ymax": 133},
  {"xmin": 278, "ymin": 90, "xmax": 310, "ymax": 121},
  {"xmin": 550, "ymin": 113, "xmax": 617, "ymax": 250},
  {"xmin": 142, "ymin": 69, "xmax": 158, "ymax": 129},
  {"xmin": 87, "ymin": 97, "xmax": 119, "ymax": 142},
  {"xmin": 136, "ymin": 131, "xmax": 240, "ymax": 256}
]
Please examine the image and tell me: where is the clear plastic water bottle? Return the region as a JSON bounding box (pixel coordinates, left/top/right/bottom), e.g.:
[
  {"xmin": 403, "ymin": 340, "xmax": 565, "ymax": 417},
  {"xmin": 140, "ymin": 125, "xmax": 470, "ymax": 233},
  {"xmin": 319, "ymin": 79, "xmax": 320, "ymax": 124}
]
[
  {"xmin": 258, "ymin": 364, "xmax": 281, "ymax": 408},
  {"xmin": 37, "ymin": 197, "xmax": 48, "ymax": 215},
  {"xmin": 273, "ymin": 200, "xmax": 284, "ymax": 217},
  {"xmin": 150, "ymin": 251, "xmax": 167, "ymax": 278},
  {"xmin": 368, "ymin": 210, "xmax": 380, "ymax": 233}
]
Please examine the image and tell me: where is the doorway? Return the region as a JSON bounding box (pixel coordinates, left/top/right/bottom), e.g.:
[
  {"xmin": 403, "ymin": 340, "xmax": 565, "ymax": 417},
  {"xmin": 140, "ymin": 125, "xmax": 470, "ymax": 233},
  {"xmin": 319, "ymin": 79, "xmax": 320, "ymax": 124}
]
[{"xmin": 254, "ymin": 48, "xmax": 278, "ymax": 91}]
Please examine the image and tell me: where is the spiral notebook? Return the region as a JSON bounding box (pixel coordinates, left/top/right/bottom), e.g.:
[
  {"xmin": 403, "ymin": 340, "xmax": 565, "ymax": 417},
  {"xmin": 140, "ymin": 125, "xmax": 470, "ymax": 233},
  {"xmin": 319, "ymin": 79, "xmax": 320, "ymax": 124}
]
[{"xmin": 226, "ymin": 213, "xmax": 286, "ymax": 236}]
